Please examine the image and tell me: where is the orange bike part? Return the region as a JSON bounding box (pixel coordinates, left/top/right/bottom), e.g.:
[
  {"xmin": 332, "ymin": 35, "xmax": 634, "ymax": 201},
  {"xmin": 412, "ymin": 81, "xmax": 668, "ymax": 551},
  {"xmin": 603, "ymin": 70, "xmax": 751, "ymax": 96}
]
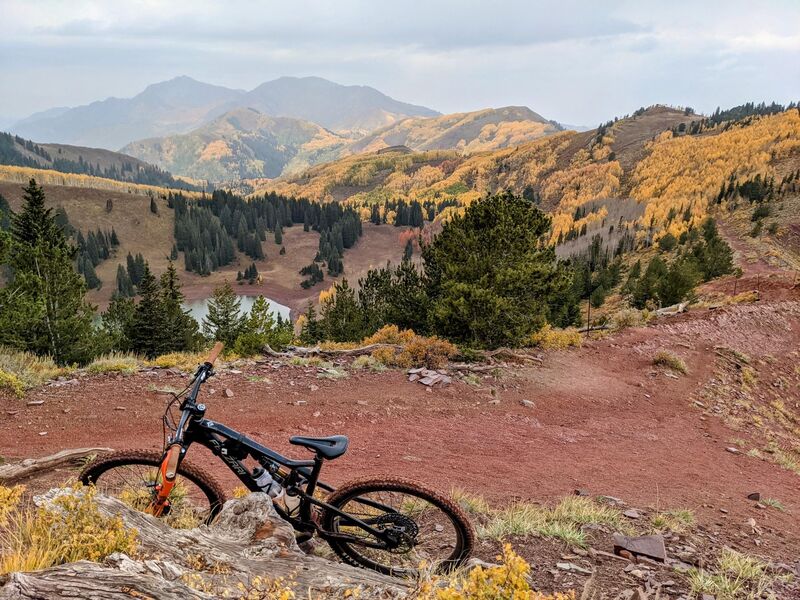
[{"xmin": 147, "ymin": 444, "xmax": 181, "ymax": 516}]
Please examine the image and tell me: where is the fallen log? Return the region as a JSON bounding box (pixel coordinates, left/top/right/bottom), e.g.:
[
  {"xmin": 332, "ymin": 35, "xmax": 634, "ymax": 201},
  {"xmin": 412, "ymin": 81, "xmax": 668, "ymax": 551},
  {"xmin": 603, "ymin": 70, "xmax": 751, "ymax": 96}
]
[
  {"xmin": 0, "ymin": 448, "xmax": 111, "ymax": 484},
  {"xmin": 0, "ymin": 489, "xmax": 409, "ymax": 599},
  {"xmin": 262, "ymin": 343, "xmax": 402, "ymax": 358}
]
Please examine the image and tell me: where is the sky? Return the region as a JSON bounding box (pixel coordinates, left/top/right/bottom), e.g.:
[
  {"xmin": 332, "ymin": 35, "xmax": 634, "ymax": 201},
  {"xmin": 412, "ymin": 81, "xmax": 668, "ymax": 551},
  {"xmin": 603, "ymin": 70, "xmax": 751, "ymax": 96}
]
[{"xmin": 1, "ymin": 0, "xmax": 798, "ymax": 126}]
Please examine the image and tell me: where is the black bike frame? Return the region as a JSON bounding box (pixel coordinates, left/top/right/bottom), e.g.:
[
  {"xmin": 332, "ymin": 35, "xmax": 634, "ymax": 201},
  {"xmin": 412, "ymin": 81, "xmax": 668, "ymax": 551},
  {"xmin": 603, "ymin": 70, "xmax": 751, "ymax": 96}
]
[{"xmin": 169, "ymin": 366, "xmax": 397, "ymax": 546}]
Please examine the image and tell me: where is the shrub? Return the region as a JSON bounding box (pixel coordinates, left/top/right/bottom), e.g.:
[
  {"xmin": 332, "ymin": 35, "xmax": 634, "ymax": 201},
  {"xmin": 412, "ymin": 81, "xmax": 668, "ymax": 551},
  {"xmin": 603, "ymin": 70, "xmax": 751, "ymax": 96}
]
[
  {"xmin": 417, "ymin": 543, "xmax": 576, "ymax": 599},
  {"xmin": 86, "ymin": 352, "xmax": 140, "ymax": 375},
  {"xmin": 0, "ymin": 347, "xmax": 64, "ymax": 390},
  {"xmin": 652, "ymin": 349, "xmax": 688, "ymax": 374},
  {"xmin": 398, "ymin": 336, "xmax": 457, "ymax": 369},
  {"xmin": 370, "ymin": 346, "xmax": 397, "ymax": 366},
  {"xmin": 0, "ymin": 370, "xmax": 25, "ymax": 398},
  {"xmin": 363, "ymin": 325, "xmax": 415, "ymax": 346},
  {"xmin": 529, "ymin": 325, "xmax": 582, "ymax": 350},
  {"xmin": 611, "ymin": 308, "xmax": 651, "ymax": 331},
  {"xmin": 0, "ymin": 485, "xmax": 24, "ymax": 526},
  {"xmin": 0, "ymin": 485, "xmax": 137, "ymax": 575},
  {"xmin": 150, "ymin": 351, "xmax": 209, "ymax": 371}
]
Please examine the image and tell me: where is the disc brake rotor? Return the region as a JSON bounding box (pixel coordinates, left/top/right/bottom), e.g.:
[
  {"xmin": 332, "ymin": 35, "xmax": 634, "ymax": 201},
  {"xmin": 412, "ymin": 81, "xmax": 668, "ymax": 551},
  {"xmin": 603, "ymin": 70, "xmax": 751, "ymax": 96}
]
[{"xmin": 374, "ymin": 512, "xmax": 419, "ymax": 553}]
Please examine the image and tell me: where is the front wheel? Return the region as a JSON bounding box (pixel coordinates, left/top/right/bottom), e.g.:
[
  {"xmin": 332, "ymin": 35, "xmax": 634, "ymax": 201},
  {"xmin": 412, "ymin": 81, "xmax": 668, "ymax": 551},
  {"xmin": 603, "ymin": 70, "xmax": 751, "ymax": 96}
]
[
  {"xmin": 79, "ymin": 449, "xmax": 227, "ymax": 527},
  {"xmin": 321, "ymin": 477, "xmax": 474, "ymax": 576}
]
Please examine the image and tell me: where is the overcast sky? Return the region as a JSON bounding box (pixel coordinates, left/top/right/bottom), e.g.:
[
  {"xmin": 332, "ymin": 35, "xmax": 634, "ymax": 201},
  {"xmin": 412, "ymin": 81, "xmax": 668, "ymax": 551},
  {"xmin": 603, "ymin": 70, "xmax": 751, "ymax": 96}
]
[{"xmin": 1, "ymin": 0, "xmax": 798, "ymax": 126}]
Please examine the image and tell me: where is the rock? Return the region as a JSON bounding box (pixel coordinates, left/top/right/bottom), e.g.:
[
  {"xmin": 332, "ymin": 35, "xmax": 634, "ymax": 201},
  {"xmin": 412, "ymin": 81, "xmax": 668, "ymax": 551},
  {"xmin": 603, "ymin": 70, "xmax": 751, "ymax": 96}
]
[
  {"xmin": 613, "ymin": 534, "xmax": 667, "ymax": 562},
  {"xmin": 574, "ymin": 489, "xmax": 590, "ymax": 496},
  {"xmin": 719, "ymin": 508, "xmax": 728, "ymax": 514},
  {"xmin": 26, "ymin": 400, "xmax": 44, "ymax": 406},
  {"xmin": 725, "ymin": 447, "xmax": 740, "ymax": 454},
  {"xmin": 229, "ymin": 369, "xmax": 243, "ymax": 374},
  {"xmin": 520, "ymin": 399, "xmax": 535, "ymax": 408},
  {"xmin": 38, "ymin": 432, "xmax": 48, "ymax": 436},
  {"xmin": 623, "ymin": 509, "xmax": 642, "ymax": 519},
  {"xmin": 747, "ymin": 491, "xmax": 761, "ymax": 501},
  {"xmin": 293, "ymin": 400, "xmax": 307, "ymax": 406},
  {"xmin": 309, "ymin": 384, "xmax": 319, "ymax": 392},
  {"xmin": 223, "ymin": 388, "xmax": 234, "ymax": 398},
  {"xmin": 114, "ymin": 406, "xmax": 126, "ymax": 411},
  {"xmin": 556, "ymin": 562, "xmax": 592, "ymax": 575},
  {"xmin": 488, "ymin": 399, "xmax": 500, "ymax": 405},
  {"xmin": 356, "ymin": 400, "xmax": 368, "ymax": 406}
]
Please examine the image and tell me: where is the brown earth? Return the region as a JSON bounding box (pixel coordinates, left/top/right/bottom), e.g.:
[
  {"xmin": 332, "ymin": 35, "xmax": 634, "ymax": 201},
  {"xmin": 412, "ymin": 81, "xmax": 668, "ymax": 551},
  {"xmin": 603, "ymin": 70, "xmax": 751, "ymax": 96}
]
[
  {"xmin": 3, "ymin": 290, "xmax": 800, "ymax": 565},
  {"xmin": 0, "ymin": 181, "xmax": 408, "ymax": 315}
]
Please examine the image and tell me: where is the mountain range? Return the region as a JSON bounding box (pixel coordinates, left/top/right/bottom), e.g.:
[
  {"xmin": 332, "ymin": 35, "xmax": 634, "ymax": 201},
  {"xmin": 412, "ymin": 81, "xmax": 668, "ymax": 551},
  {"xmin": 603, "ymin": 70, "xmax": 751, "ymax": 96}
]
[{"xmin": 11, "ymin": 76, "xmax": 439, "ymax": 150}]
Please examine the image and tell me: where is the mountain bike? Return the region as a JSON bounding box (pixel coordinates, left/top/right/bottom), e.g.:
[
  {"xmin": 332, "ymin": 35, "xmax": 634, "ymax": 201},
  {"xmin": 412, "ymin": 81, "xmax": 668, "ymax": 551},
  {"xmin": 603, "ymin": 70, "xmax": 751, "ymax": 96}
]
[{"xmin": 79, "ymin": 343, "xmax": 474, "ymax": 576}]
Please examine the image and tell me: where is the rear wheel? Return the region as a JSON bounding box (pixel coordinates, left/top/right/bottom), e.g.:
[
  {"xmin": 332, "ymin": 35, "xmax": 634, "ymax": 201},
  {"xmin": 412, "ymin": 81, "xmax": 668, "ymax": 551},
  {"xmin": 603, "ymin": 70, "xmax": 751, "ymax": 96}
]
[
  {"xmin": 321, "ymin": 477, "xmax": 474, "ymax": 576},
  {"xmin": 79, "ymin": 450, "xmax": 226, "ymax": 527}
]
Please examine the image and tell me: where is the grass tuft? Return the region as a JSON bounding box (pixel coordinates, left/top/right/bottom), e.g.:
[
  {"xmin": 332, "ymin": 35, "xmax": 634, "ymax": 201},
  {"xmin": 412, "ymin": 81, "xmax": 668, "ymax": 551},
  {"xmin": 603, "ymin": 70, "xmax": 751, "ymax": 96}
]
[
  {"xmin": 450, "ymin": 488, "xmax": 491, "ymax": 515},
  {"xmin": 653, "ymin": 349, "xmax": 688, "ymax": 374},
  {"xmin": 689, "ymin": 548, "xmax": 782, "ymax": 600},
  {"xmin": 0, "ymin": 347, "xmax": 65, "ymax": 395},
  {"xmin": 86, "ymin": 353, "xmax": 140, "ymax": 375},
  {"xmin": 651, "ymin": 508, "xmax": 695, "ymax": 533},
  {"xmin": 479, "ymin": 496, "xmax": 628, "ymax": 546}
]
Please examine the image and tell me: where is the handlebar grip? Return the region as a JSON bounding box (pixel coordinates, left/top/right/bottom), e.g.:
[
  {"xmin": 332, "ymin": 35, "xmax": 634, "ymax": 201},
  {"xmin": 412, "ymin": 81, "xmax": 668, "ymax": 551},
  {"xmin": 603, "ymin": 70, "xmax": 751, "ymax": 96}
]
[{"xmin": 206, "ymin": 342, "xmax": 224, "ymax": 366}]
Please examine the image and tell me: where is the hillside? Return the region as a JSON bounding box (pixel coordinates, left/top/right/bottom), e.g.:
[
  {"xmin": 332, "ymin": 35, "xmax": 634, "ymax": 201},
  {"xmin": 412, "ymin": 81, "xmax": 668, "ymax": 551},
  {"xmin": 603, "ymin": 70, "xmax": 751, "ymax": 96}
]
[
  {"xmin": 12, "ymin": 76, "xmax": 439, "ymax": 150},
  {"xmin": 343, "ymin": 106, "xmax": 561, "ymax": 155},
  {"xmin": 254, "ymin": 106, "xmax": 800, "ymax": 250},
  {"xmin": 122, "ymin": 106, "xmax": 563, "ymax": 184},
  {"xmin": 121, "ymin": 107, "xmax": 350, "ymax": 182},
  {"xmin": 0, "ymin": 131, "xmax": 200, "ymax": 190}
]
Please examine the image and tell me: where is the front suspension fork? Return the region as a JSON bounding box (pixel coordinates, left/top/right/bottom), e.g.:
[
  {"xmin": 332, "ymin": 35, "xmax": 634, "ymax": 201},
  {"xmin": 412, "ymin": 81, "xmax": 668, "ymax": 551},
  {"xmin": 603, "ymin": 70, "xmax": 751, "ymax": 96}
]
[{"xmin": 147, "ymin": 443, "xmax": 182, "ymax": 516}]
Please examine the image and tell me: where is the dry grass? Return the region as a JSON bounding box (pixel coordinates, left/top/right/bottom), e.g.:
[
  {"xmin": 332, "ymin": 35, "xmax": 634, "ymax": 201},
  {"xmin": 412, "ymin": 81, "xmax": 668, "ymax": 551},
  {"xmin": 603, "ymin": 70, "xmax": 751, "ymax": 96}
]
[
  {"xmin": 650, "ymin": 508, "xmax": 695, "ymax": 533},
  {"xmin": 529, "ymin": 325, "xmax": 582, "ymax": 350},
  {"xmin": 688, "ymin": 548, "xmax": 784, "ymax": 600},
  {"xmin": 610, "ymin": 308, "xmax": 652, "ymax": 331},
  {"xmin": 479, "ymin": 496, "xmax": 628, "ymax": 547},
  {"xmin": 86, "ymin": 352, "xmax": 140, "ymax": 375},
  {"xmin": 149, "ymin": 351, "xmax": 210, "ymax": 372},
  {"xmin": 652, "ymin": 349, "xmax": 688, "ymax": 374},
  {"xmin": 0, "ymin": 485, "xmax": 137, "ymax": 575},
  {"xmin": 0, "ymin": 347, "xmax": 65, "ymax": 394}
]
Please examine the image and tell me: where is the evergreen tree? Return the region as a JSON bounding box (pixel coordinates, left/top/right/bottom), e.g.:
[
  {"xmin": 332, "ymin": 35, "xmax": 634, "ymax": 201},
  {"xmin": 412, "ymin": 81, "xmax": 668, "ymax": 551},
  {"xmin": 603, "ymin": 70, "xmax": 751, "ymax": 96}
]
[
  {"xmin": 423, "ymin": 191, "xmax": 573, "ymax": 348},
  {"xmin": 129, "ymin": 265, "xmax": 167, "ymax": 358},
  {"xmin": 159, "ymin": 261, "xmax": 200, "ymax": 352},
  {"xmin": 116, "ymin": 264, "xmax": 135, "ymax": 297},
  {"xmin": 299, "ymin": 303, "xmax": 322, "ymax": 345},
  {"xmin": 101, "ymin": 295, "xmax": 135, "ymax": 351},
  {"xmin": 403, "ymin": 239, "xmax": 413, "ymax": 261},
  {"xmin": 319, "ymin": 279, "xmax": 365, "ymax": 342},
  {"xmin": 150, "ymin": 195, "xmax": 158, "ymax": 215},
  {"xmin": 202, "ymin": 281, "xmax": 244, "ymax": 346},
  {"xmin": 170, "ymin": 243, "xmax": 178, "ymax": 260},
  {"xmin": 274, "ymin": 225, "xmax": 283, "ymax": 245},
  {"xmin": 0, "ymin": 179, "xmax": 95, "ymax": 364}
]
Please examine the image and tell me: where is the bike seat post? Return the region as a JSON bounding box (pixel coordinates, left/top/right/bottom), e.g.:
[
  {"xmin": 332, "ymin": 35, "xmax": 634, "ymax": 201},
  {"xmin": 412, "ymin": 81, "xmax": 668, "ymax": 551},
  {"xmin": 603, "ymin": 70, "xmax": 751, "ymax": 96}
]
[{"xmin": 303, "ymin": 455, "xmax": 325, "ymax": 501}]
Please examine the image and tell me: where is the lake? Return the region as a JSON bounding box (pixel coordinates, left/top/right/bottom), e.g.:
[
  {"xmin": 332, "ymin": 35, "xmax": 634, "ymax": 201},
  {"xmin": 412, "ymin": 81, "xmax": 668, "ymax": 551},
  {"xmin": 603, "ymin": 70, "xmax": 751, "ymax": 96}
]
[{"xmin": 183, "ymin": 295, "xmax": 291, "ymax": 324}]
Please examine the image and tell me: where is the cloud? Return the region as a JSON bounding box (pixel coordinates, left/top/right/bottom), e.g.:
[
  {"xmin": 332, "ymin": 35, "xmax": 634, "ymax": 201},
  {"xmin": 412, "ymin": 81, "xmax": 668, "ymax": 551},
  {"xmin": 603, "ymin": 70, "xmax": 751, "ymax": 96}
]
[{"xmin": 0, "ymin": 0, "xmax": 798, "ymax": 124}]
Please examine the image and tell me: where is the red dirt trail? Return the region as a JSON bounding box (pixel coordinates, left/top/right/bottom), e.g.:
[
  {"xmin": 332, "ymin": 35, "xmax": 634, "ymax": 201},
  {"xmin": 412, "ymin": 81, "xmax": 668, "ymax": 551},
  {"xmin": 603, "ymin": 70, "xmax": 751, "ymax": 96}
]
[{"xmin": 3, "ymin": 291, "xmax": 800, "ymax": 560}]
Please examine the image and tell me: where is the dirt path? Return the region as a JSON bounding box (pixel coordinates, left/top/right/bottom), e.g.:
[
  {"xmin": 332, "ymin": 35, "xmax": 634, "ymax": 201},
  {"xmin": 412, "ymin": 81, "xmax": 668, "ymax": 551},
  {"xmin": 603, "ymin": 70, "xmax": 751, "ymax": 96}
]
[{"xmin": 4, "ymin": 295, "xmax": 800, "ymax": 561}]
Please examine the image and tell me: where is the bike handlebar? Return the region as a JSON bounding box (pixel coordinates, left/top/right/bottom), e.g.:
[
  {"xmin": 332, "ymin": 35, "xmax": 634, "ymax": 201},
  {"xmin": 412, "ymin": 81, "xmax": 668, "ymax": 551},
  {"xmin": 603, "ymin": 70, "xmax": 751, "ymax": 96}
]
[{"xmin": 206, "ymin": 342, "xmax": 224, "ymax": 366}]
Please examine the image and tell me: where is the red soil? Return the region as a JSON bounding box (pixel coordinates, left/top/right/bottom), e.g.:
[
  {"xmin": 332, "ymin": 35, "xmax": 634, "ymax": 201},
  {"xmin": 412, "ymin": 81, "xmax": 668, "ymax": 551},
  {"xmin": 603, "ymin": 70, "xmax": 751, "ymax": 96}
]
[{"xmin": 3, "ymin": 288, "xmax": 800, "ymax": 562}]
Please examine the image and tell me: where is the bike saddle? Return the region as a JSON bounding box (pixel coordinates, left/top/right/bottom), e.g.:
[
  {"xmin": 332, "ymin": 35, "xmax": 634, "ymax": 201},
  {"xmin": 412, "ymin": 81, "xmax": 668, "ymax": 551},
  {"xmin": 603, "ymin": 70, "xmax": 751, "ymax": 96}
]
[{"xmin": 289, "ymin": 435, "xmax": 349, "ymax": 460}]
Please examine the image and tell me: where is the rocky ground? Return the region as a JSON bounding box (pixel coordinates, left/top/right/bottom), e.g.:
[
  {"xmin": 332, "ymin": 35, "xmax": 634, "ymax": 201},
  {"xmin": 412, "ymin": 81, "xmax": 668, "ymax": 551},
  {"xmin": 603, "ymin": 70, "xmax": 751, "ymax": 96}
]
[{"xmin": 3, "ymin": 273, "xmax": 800, "ymax": 597}]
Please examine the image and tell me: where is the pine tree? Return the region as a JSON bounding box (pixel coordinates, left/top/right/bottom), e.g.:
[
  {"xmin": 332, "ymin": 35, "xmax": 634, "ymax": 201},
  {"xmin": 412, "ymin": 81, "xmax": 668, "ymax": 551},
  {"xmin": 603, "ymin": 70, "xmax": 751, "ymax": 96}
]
[
  {"xmin": 0, "ymin": 180, "xmax": 95, "ymax": 364},
  {"xmin": 101, "ymin": 295, "xmax": 135, "ymax": 351},
  {"xmin": 403, "ymin": 239, "xmax": 413, "ymax": 261},
  {"xmin": 274, "ymin": 225, "xmax": 283, "ymax": 245},
  {"xmin": 319, "ymin": 279, "xmax": 365, "ymax": 342},
  {"xmin": 170, "ymin": 243, "xmax": 178, "ymax": 260},
  {"xmin": 116, "ymin": 264, "xmax": 134, "ymax": 297},
  {"xmin": 202, "ymin": 281, "xmax": 244, "ymax": 346},
  {"xmin": 129, "ymin": 264, "xmax": 167, "ymax": 358},
  {"xmin": 159, "ymin": 261, "xmax": 200, "ymax": 352}
]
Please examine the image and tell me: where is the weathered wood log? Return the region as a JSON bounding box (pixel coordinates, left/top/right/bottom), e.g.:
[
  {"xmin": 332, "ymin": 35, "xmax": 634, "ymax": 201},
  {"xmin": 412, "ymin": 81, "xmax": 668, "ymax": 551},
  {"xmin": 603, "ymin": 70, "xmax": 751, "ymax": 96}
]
[
  {"xmin": 0, "ymin": 489, "xmax": 409, "ymax": 599},
  {"xmin": 0, "ymin": 448, "xmax": 111, "ymax": 484},
  {"xmin": 263, "ymin": 343, "xmax": 403, "ymax": 358}
]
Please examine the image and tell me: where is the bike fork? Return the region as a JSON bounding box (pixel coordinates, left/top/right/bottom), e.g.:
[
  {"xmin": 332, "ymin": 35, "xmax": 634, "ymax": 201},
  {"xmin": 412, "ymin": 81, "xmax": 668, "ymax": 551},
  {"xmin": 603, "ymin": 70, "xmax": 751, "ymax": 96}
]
[{"xmin": 147, "ymin": 443, "xmax": 182, "ymax": 516}]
